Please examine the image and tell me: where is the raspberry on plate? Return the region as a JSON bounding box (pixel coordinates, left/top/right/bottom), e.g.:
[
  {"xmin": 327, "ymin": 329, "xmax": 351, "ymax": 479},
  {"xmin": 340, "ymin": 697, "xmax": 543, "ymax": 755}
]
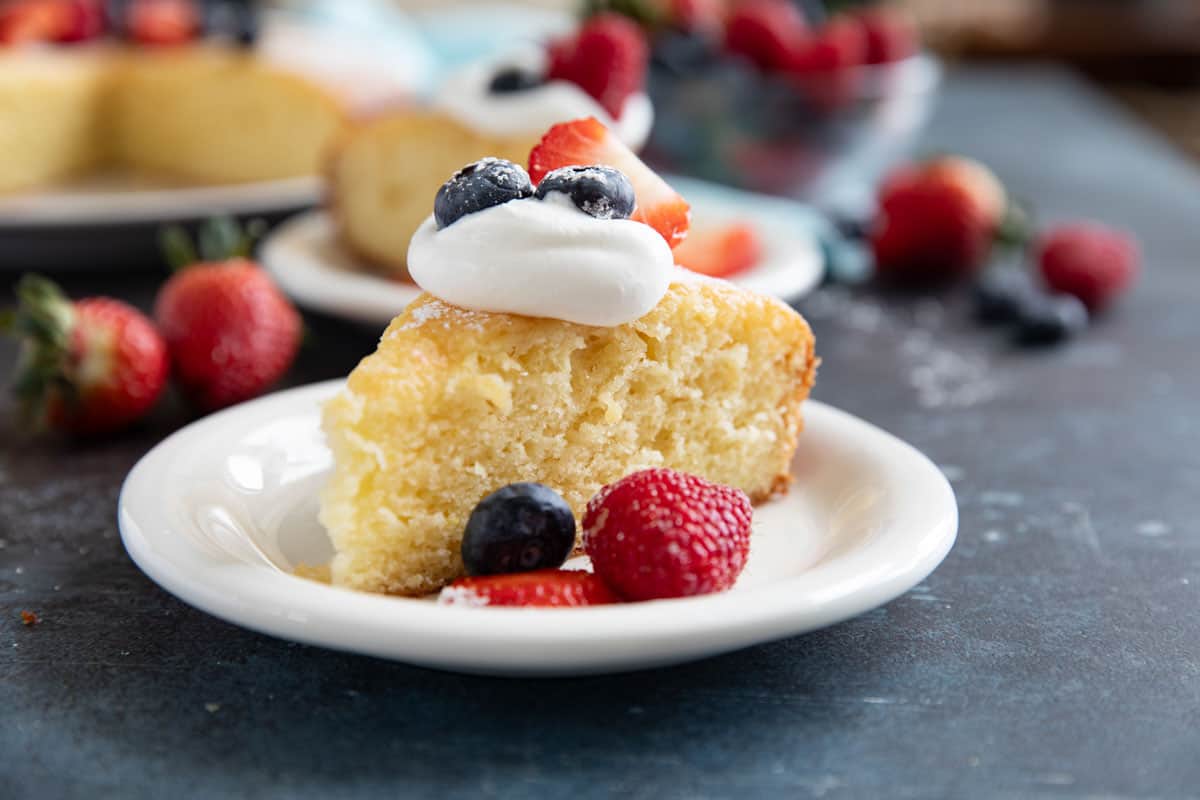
[
  {"xmin": 1036, "ymin": 222, "xmax": 1139, "ymax": 312},
  {"xmin": 583, "ymin": 468, "xmax": 753, "ymax": 601},
  {"xmin": 855, "ymin": 6, "xmax": 917, "ymax": 65},
  {"xmin": 439, "ymin": 570, "xmax": 620, "ymax": 608},
  {"xmin": 529, "ymin": 117, "xmax": 691, "ymax": 248}
]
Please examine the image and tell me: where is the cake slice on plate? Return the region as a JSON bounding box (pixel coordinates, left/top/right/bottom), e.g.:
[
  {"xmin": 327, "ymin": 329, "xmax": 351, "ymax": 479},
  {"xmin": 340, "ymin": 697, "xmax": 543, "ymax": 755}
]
[{"xmin": 320, "ymin": 119, "xmax": 817, "ymax": 596}]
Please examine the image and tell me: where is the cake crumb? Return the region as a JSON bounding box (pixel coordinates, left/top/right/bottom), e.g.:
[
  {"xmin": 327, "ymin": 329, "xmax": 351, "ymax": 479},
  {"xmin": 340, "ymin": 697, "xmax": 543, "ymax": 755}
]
[
  {"xmin": 205, "ymin": 702, "xmax": 221, "ymax": 713},
  {"xmin": 19, "ymin": 610, "xmax": 39, "ymax": 627}
]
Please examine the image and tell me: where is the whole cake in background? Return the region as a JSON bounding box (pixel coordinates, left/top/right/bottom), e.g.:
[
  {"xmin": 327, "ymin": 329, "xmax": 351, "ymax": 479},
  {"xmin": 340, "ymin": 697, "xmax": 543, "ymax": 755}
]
[
  {"xmin": 327, "ymin": 13, "xmax": 654, "ymax": 278},
  {"xmin": 320, "ymin": 117, "xmax": 818, "ymax": 597},
  {"xmin": 0, "ymin": 0, "xmax": 413, "ymax": 193}
]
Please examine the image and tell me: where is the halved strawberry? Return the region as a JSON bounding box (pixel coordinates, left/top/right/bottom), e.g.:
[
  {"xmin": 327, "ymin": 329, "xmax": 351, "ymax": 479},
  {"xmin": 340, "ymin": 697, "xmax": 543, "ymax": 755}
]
[
  {"xmin": 439, "ymin": 569, "xmax": 621, "ymax": 608},
  {"xmin": 673, "ymin": 222, "xmax": 763, "ymax": 278},
  {"xmin": 529, "ymin": 117, "xmax": 691, "ymax": 249}
]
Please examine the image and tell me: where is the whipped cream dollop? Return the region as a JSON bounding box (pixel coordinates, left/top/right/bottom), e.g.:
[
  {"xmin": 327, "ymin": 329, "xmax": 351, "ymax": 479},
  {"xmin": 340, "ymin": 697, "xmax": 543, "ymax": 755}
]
[
  {"xmin": 434, "ymin": 53, "xmax": 653, "ymax": 150},
  {"xmin": 408, "ymin": 196, "xmax": 673, "ymax": 326}
]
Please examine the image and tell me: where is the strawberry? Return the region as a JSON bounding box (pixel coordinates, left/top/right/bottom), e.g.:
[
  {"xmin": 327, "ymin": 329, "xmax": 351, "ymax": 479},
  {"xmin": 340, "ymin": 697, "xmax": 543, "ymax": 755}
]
[
  {"xmin": 583, "ymin": 468, "xmax": 753, "ymax": 601},
  {"xmin": 673, "ymin": 221, "xmax": 762, "ymax": 278},
  {"xmin": 871, "ymin": 156, "xmax": 1007, "ymax": 284},
  {"xmin": 2, "ymin": 276, "xmax": 168, "ymax": 436},
  {"xmin": 0, "ymin": 0, "xmax": 71, "ymax": 44},
  {"xmin": 154, "ymin": 220, "xmax": 301, "ymax": 411},
  {"xmin": 546, "ymin": 13, "xmax": 648, "ymax": 119},
  {"xmin": 54, "ymin": 0, "xmax": 104, "ymax": 42},
  {"xmin": 1036, "ymin": 222, "xmax": 1139, "ymax": 312},
  {"xmin": 126, "ymin": 0, "xmax": 198, "ymax": 46},
  {"xmin": 439, "ymin": 570, "xmax": 620, "ymax": 608},
  {"xmin": 788, "ymin": 15, "xmax": 867, "ymax": 73},
  {"xmin": 787, "ymin": 16, "xmax": 867, "ymax": 111},
  {"xmin": 529, "ymin": 117, "xmax": 691, "ymax": 248},
  {"xmin": 855, "ymin": 6, "xmax": 918, "ymax": 65},
  {"xmin": 724, "ymin": 0, "xmax": 810, "ymax": 71}
]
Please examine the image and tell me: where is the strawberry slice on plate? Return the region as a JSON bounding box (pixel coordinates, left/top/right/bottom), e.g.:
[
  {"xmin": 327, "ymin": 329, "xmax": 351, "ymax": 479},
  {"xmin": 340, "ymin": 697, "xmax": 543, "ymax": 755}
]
[
  {"xmin": 439, "ymin": 569, "xmax": 621, "ymax": 608},
  {"xmin": 674, "ymin": 222, "xmax": 764, "ymax": 278},
  {"xmin": 529, "ymin": 117, "xmax": 691, "ymax": 249}
]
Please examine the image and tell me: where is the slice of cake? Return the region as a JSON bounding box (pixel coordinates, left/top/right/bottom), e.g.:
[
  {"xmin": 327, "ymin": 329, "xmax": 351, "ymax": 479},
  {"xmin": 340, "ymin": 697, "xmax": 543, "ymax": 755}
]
[{"xmin": 320, "ymin": 119, "xmax": 817, "ymax": 596}]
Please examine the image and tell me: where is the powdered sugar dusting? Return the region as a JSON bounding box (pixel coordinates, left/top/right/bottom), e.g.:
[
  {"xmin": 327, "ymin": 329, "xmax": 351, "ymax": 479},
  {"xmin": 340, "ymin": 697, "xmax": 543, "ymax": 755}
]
[
  {"xmin": 438, "ymin": 586, "xmax": 489, "ymax": 607},
  {"xmin": 803, "ymin": 286, "xmax": 1000, "ymax": 410}
]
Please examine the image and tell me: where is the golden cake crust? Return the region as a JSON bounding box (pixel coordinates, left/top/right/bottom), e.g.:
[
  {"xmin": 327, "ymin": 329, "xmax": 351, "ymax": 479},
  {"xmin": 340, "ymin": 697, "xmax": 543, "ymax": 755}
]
[{"xmin": 320, "ymin": 280, "xmax": 818, "ymax": 596}]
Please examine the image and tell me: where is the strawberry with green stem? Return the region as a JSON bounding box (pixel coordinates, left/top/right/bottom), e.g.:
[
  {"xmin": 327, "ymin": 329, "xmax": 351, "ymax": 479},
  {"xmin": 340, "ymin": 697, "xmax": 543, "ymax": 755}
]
[
  {"xmin": 154, "ymin": 217, "xmax": 301, "ymax": 412},
  {"xmin": 1, "ymin": 275, "xmax": 169, "ymax": 435}
]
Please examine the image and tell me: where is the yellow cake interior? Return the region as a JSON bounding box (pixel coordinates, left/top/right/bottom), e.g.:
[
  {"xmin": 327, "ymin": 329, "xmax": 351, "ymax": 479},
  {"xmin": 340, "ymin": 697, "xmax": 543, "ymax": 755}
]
[
  {"xmin": 0, "ymin": 47, "xmax": 346, "ymax": 193},
  {"xmin": 320, "ymin": 280, "xmax": 818, "ymax": 596},
  {"xmin": 326, "ymin": 112, "xmax": 539, "ymax": 277}
]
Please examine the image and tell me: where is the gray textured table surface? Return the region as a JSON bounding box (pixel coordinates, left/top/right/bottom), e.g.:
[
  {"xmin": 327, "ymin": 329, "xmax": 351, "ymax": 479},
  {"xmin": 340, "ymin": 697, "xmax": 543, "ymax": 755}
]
[{"xmin": 2, "ymin": 65, "xmax": 1198, "ymax": 799}]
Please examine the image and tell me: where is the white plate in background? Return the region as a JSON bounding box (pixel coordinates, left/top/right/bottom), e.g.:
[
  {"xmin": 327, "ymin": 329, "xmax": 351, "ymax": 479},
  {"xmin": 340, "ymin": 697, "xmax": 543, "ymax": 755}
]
[{"xmin": 262, "ymin": 189, "xmax": 826, "ymax": 327}]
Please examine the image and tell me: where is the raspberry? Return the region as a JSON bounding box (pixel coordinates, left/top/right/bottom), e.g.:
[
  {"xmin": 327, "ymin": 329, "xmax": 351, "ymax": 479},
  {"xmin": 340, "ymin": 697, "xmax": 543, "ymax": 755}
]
[
  {"xmin": 583, "ymin": 469, "xmax": 753, "ymax": 601},
  {"xmin": 1036, "ymin": 223, "xmax": 1139, "ymax": 312}
]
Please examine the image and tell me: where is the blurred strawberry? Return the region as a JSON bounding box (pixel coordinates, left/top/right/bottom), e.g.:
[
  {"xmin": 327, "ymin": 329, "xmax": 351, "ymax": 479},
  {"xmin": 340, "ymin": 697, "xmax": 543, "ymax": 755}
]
[
  {"xmin": 54, "ymin": 0, "xmax": 104, "ymax": 42},
  {"xmin": 0, "ymin": 0, "xmax": 71, "ymax": 44},
  {"xmin": 2, "ymin": 275, "xmax": 169, "ymax": 435},
  {"xmin": 674, "ymin": 222, "xmax": 763, "ymax": 278},
  {"xmin": 787, "ymin": 15, "xmax": 867, "ymax": 110},
  {"xmin": 856, "ymin": 5, "xmax": 917, "ymax": 64},
  {"xmin": 126, "ymin": 0, "xmax": 198, "ymax": 46},
  {"xmin": 154, "ymin": 219, "xmax": 301, "ymax": 411},
  {"xmin": 724, "ymin": 0, "xmax": 810, "ymax": 71},
  {"xmin": 871, "ymin": 156, "xmax": 1007, "ymax": 284},
  {"xmin": 547, "ymin": 13, "xmax": 648, "ymax": 119}
]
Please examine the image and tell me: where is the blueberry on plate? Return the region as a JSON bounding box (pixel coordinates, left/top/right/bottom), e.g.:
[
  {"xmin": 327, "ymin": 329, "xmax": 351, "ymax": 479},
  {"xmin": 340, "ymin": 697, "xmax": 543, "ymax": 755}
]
[
  {"xmin": 1015, "ymin": 292, "xmax": 1089, "ymax": 346},
  {"xmin": 973, "ymin": 268, "xmax": 1039, "ymax": 324},
  {"xmin": 489, "ymin": 67, "xmax": 544, "ymax": 94},
  {"xmin": 202, "ymin": 1, "xmax": 260, "ymax": 47},
  {"xmin": 534, "ymin": 165, "xmax": 636, "ymax": 221},
  {"xmin": 461, "ymin": 483, "xmax": 576, "ymax": 577},
  {"xmin": 434, "ymin": 158, "xmax": 534, "ymax": 229}
]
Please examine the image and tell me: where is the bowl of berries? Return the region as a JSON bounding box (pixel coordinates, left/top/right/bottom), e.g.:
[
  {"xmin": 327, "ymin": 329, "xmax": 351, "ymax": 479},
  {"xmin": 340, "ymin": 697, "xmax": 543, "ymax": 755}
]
[{"xmin": 622, "ymin": 0, "xmax": 939, "ymax": 212}]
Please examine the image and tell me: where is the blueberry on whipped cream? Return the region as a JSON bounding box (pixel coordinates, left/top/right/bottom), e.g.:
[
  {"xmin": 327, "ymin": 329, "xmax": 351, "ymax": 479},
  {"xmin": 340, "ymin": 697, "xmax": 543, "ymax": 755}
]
[
  {"xmin": 535, "ymin": 165, "xmax": 636, "ymax": 221},
  {"xmin": 409, "ymin": 159, "xmax": 674, "ymax": 327},
  {"xmin": 433, "ymin": 158, "xmax": 534, "ymax": 229}
]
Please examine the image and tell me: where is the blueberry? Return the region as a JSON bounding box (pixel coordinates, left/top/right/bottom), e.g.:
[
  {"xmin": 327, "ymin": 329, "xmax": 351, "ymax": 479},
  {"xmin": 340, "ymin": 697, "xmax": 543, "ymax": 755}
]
[
  {"xmin": 461, "ymin": 483, "xmax": 576, "ymax": 576},
  {"xmin": 434, "ymin": 158, "xmax": 534, "ymax": 229},
  {"xmin": 534, "ymin": 165, "xmax": 636, "ymax": 221},
  {"xmin": 489, "ymin": 67, "xmax": 544, "ymax": 94},
  {"xmin": 973, "ymin": 268, "xmax": 1038, "ymax": 324},
  {"xmin": 1015, "ymin": 293, "xmax": 1089, "ymax": 346}
]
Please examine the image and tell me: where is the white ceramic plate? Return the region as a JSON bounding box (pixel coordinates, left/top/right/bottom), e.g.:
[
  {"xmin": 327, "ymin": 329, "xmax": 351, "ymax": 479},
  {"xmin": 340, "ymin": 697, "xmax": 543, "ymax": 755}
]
[
  {"xmin": 118, "ymin": 380, "xmax": 957, "ymax": 676},
  {"xmin": 0, "ymin": 173, "xmax": 322, "ymax": 229},
  {"xmin": 261, "ymin": 202, "xmax": 825, "ymax": 327}
]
